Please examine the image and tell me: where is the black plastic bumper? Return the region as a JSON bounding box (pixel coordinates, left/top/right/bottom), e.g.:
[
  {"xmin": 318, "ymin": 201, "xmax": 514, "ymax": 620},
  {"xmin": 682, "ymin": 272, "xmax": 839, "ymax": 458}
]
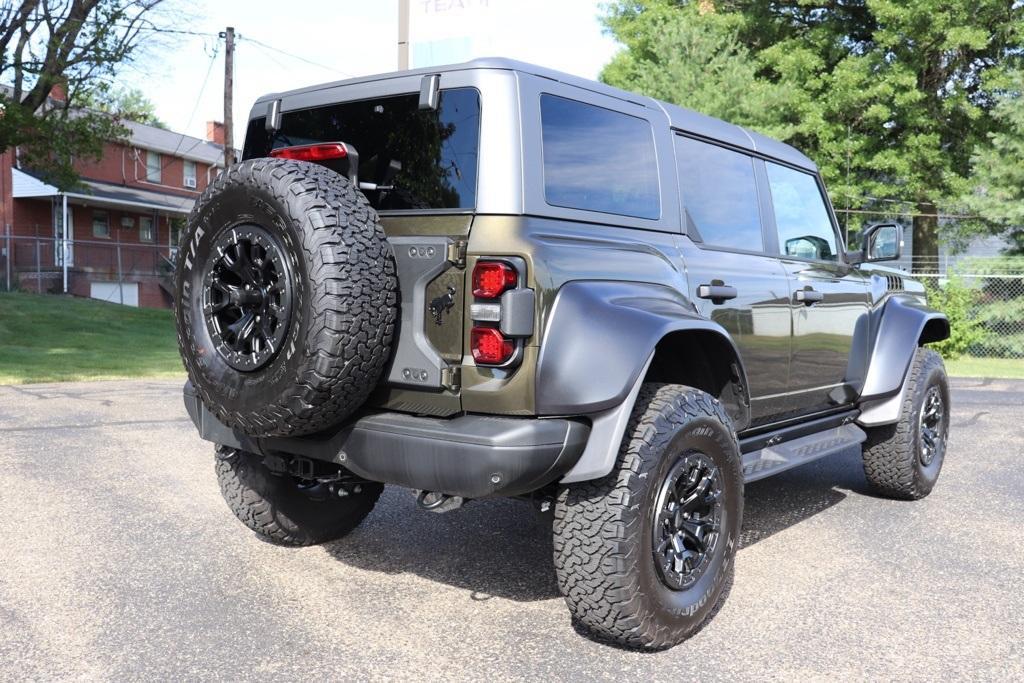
[{"xmin": 183, "ymin": 382, "xmax": 589, "ymax": 498}]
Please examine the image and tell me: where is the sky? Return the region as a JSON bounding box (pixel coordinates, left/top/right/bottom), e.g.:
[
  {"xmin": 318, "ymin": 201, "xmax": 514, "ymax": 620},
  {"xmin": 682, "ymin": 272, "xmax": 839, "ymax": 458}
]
[{"xmin": 119, "ymin": 0, "xmax": 622, "ymax": 146}]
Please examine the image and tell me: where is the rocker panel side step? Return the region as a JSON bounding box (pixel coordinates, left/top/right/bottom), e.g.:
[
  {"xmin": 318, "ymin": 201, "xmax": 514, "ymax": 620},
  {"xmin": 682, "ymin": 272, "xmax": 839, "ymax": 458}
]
[{"xmin": 741, "ymin": 423, "xmax": 867, "ymax": 483}]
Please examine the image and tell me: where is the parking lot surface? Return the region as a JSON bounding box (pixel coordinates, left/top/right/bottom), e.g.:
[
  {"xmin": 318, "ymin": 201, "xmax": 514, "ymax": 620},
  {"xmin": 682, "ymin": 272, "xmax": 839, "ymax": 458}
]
[{"xmin": 0, "ymin": 377, "xmax": 1021, "ymax": 680}]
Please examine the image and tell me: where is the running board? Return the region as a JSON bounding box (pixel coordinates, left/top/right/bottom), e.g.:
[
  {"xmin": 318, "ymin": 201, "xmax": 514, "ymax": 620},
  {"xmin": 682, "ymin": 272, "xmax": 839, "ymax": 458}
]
[{"xmin": 741, "ymin": 424, "xmax": 867, "ymax": 483}]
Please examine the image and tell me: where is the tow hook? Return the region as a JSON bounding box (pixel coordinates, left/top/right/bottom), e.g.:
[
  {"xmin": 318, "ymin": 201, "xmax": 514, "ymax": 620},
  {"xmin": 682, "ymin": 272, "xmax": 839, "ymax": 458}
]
[{"xmin": 415, "ymin": 490, "xmax": 466, "ymax": 513}]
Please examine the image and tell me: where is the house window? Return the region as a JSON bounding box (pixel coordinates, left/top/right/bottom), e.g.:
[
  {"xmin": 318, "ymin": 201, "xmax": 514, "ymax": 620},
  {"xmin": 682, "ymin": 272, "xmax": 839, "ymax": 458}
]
[
  {"xmin": 92, "ymin": 211, "xmax": 110, "ymax": 238},
  {"xmin": 183, "ymin": 160, "xmax": 197, "ymax": 189},
  {"xmin": 139, "ymin": 216, "xmax": 155, "ymax": 243},
  {"xmin": 146, "ymin": 150, "xmax": 161, "ymax": 183}
]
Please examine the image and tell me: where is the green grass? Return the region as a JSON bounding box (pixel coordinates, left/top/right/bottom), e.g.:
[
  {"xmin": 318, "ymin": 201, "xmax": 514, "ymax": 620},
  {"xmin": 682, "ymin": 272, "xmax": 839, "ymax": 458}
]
[
  {"xmin": 944, "ymin": 355, "xmax": 1024, "ymax": 380},
  {"xmin": 0, "ymin": 292, "xmax": 184, "ymax": 384}
]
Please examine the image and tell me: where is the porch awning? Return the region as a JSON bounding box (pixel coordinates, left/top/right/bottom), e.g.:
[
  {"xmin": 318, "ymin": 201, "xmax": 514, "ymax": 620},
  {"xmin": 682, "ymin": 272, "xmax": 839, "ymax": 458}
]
[{"xmin": 11, "ymin": 168, "xmax": 195, "ymax": 216}]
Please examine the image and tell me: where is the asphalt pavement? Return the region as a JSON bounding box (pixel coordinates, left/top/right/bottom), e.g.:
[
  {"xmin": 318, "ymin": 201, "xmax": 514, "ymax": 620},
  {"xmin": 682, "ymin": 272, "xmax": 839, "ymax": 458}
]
[{"xmin": 0, "ymin": 377, "xmax": 1021, "ymax": 680}]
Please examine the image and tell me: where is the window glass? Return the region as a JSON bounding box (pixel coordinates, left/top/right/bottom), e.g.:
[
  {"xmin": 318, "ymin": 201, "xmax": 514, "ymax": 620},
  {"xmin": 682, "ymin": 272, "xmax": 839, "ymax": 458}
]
[
  {"xmin": 243, "ymin": 88, "xmax": 481, "ymax": 211},
  {"xmin": 139, "ymin": 216, "xmax": 154, "ymax": 242},
  {"xmin": 675, "ymin": 136, "xmax": 763, "ymax": 251},
  {"xmin": 766, "ymin": 162, "xmax": 839, "ymax": 262},
  {"xmin": 540, "ymin": 94, "xmax": 660, "ymax": 219},
  {"xmin": 146, "ymin": 151, "xmax": 161, "ymax": 183},
  {"xmin": 183, "ymin": 160, "xmax": 197, "ymax": 187},
  {"xmin": 92, "ymin": 211, "xmax": 109, "ymax": 238}
]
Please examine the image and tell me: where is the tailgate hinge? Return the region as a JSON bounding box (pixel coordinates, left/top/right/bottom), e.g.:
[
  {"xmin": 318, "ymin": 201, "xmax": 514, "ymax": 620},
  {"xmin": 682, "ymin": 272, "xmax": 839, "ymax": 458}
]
[
  {"xmin": 441, "ymin": 365, "xmax": 461, "ymax": 392},
  {"xmin": 446, "ymin": 239, "xmax": 467, "ymax": 268}
]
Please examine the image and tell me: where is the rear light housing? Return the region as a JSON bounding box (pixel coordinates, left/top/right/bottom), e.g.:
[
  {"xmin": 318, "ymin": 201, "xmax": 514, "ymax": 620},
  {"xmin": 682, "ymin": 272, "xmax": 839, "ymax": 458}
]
[
  {"xmin": 472, "ymin": 261, "xmax": 518, "ymax": 299},
  {"xmin": 468, "ymin": 258, "xmax": 533, "ymax": 368},
  {"xmin": 471, "ymin": 326, "xmax": 515, "ymax": 365},
  {"xmin": 269, "ymin": 142, "xmax": 348, "ymax": 162}
]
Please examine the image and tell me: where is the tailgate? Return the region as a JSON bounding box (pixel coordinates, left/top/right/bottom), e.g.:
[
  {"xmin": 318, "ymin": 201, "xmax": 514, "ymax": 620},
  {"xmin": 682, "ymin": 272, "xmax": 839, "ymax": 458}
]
[{"xmin": 364, "ymin": 214, "xmax": 471, "ymax": 416}]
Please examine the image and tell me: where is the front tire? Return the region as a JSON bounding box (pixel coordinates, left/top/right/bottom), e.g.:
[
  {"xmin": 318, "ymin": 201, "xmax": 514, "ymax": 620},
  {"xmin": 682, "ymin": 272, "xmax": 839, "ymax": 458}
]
[
  {"xmin": 861, "ymin": 347, "xmax": 950, "ymax": 500},
  {"xmin": 214, "ymin": 446, "xmax": 382, "ymax": 546},
  {"xmin": 553, "ymin": 384, "xmax": 743, "ymax": 650}
]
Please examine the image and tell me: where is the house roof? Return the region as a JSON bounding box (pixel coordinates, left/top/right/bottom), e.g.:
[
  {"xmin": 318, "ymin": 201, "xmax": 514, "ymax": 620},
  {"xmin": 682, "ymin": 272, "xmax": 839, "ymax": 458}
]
[
  {"xmin": 12, "ymin": 168, "xmax": 195, "ymax": 215},
  {"xmin": 125, "ymin": 119, "xmax": 225, "ymax": 166}
]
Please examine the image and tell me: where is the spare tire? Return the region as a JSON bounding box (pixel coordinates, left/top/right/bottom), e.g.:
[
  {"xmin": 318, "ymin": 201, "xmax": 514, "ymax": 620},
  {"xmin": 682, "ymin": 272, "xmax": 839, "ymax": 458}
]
[{"xmin": 175, "ymin": 158, "xmax": 398, "ymax": 437}]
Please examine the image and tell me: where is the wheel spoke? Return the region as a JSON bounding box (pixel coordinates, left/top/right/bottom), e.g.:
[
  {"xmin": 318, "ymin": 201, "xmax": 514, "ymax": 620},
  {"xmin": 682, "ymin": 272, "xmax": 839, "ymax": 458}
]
[{"xmin": 652, "ymin": 452, "xmax": 723, "ymax": 592}]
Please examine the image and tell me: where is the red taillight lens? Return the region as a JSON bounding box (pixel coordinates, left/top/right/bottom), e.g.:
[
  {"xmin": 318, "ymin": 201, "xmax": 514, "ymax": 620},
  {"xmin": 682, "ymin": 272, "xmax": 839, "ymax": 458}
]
[
  {"xmin": 472, "ymin": 261, "xmax": 517, "ymax": 299},
  {"xmin": 269, "ymin": 143, "xmax": 348, "ymax": 162},
  {"xmin": 471, "ymin": 326, "xmax": 514, "ymax": 365}
]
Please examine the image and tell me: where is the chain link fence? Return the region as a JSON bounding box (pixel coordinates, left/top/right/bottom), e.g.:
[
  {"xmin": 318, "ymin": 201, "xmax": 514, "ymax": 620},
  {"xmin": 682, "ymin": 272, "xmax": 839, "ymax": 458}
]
[{"xmin": 1, "ymin": 233, "xmax": 176, "ymax": 306}]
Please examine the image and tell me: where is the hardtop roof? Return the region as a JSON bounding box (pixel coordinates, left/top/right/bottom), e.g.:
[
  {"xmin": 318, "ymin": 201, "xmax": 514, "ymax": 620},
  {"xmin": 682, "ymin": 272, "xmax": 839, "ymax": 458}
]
[{"xmin": 253, "ymin": 57, "xmax": 816, "ymax": 172}]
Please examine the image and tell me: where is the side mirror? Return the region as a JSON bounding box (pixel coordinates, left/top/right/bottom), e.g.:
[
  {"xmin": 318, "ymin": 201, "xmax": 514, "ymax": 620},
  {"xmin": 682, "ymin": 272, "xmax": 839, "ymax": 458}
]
[{"xmin": 850, "ymin": 222, "xmax": 901, "ymax": 264}]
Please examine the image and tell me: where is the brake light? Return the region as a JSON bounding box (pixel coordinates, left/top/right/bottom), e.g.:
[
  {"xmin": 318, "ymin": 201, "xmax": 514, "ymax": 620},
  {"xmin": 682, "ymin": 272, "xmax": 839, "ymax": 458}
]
[
  {"xmin": 269, "ymin": 143, "xmax": 348, "ymax": 162},
  {"xmin": 471, "ymin": 326, "xmax": 514, "ymax": 365},
  {"xmin": 472, "ymin": 261, "xmax": 517, "ymax": 299}
]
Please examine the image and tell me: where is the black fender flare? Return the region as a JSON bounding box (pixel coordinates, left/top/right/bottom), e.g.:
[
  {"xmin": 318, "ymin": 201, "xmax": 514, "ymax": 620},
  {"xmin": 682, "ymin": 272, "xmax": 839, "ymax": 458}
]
[
  {"xmin": 535, "ymin": 280, "xmax": 750, "ymax": 420},
  {"xmin": 861, "ymin": 295, "xmax": 950, "ymax": 401}
]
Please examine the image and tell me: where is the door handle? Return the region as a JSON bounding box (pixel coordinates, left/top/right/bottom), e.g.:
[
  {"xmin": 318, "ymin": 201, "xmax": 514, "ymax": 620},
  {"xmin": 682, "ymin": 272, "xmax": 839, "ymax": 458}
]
[
  {"xmin": 697, "ymin": 283, "xmax": 738, "ymax": 304},
  {"xmin": 795, "ymin": 288, "xmax": 824, "ymax": 305}
]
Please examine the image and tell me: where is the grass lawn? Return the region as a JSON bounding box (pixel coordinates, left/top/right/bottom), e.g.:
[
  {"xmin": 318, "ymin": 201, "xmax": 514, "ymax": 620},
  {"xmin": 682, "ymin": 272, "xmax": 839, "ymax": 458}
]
[
  {"xmin": 944, "ymin": 355, "xmax": 1024, "ymax": 380},
  {"xmin": 0, "ymin": 292, "xmax": 184, "ymax": 384}
]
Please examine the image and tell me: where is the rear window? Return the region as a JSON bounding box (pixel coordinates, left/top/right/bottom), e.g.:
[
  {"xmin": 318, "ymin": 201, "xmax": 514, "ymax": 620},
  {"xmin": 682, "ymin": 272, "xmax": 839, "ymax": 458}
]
[
  {"xmin": 540, "ymin": 94, "xmax": 660, "ymax": 220},
  {"xmin": 242, "ymin": 88, "xmax": 480, "ymax": 211}
]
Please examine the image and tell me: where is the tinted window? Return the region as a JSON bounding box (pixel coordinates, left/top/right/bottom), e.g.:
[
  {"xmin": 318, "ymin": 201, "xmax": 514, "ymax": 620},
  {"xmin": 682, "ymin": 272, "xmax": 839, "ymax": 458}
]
[
  {"xmin": 243, "ymin": 88, "xmax": 480, "ymax": 211},
  {"xmin": 675, "ymin": 136, "xmax": 763, "ymax": 251},
  {"xmin": 540, "ymin": 95, "xmax": 660, "ymax": 219},
  {"xmin": 766, "ymin": 162, "xmax": 839, "ymax": 262}
]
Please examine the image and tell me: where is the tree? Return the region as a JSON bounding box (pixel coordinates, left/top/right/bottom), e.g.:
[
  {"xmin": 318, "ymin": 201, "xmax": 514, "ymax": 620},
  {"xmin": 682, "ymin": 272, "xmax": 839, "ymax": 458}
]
[
  {"xmin": 82, "ymin": 85, "xmax": 166, "ymax": 128},
  {"xmin": 602, "ymin": 1, "xmax": 1024, "ymax": 272},
  {"xmin": 967, "ymin": 70, "xmax": 1024, "ymax": 255},
  {"xmin": 0, "ymin": 0, "xmax": 167, "ymax": 189},
  {"xmin": 601, "ymin": 0, "xmax": 795, "ymax": 141}
]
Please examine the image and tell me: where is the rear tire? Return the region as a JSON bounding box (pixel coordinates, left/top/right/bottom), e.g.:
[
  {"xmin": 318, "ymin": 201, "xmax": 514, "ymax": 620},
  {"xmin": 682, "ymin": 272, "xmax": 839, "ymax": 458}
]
[
  {"xmin": 552, "ymin": 384, "xmax": 743, "ymax": 650},
  {"xmin": 214, "ymin": 446, "xmax": 382, "ymax": 546},
  {"xmin": 861, "ymin": 347, "xmax": 950, "ymax": 500}
]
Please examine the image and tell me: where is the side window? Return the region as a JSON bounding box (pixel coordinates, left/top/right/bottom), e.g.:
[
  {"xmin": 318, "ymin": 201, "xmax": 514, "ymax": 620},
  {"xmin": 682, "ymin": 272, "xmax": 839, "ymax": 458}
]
[
  {"xmin": 540, "ymin": 94, "xmax": 660, "ymax": 220},
  {"xmin": 674, "ymin": 136, "xmax": 763, "ymax": 251},
  {"xmin": 765, "ymin": 162, "xmax": 839, "ymax": 262}
]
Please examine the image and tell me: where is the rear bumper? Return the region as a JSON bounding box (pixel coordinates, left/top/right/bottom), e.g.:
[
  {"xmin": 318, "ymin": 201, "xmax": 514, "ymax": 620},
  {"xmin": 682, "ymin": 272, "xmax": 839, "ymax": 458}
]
[{"xmin": 183, "ymin": 382, "xmax": 589, "ymax": 498}]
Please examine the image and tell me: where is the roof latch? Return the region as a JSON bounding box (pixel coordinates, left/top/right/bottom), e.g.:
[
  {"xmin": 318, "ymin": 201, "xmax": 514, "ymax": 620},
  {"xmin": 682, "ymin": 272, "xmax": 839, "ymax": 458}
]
[
  {"xmin": 265, "ymin": 98, "xmax": 282, "ymax": 133},
  {"xmin": 418, "ymin": 74, "xmax": 440, "ymax": 111}
]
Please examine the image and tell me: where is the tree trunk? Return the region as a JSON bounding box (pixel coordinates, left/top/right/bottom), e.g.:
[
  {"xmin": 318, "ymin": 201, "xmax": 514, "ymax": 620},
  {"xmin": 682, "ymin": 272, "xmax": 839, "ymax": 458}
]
[{"xmin": 912, "ymin": 200, "xmax": 939, "ymax": 274}]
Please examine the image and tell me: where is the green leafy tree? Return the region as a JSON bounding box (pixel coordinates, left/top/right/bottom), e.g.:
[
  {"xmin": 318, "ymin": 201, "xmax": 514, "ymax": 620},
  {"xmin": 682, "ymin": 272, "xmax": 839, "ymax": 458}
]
[
  {"xmin": 602, "ymin": 1, "xmax": 1024, "ymax": 272},
  {"xmin": 967, "ymin": 70, "xmax": 1024, "ymax": 255},
  {"xmin": 82, "ymin": 85, "xmax": 166, "ymax": 128},
  {"xmin": 0, "ymin": 0, "xmax": 169, "ymax": 189},
  {"xmin": 601, "ymin": 0, "xmax": 795, "ymax": 140}
]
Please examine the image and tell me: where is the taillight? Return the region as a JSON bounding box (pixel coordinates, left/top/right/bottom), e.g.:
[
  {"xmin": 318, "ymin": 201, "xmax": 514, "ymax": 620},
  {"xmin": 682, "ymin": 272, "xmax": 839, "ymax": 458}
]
[
  {"xmin": 269, "ymin": 143, "xmax": 348, "ymax": 162},
  {"xmin": 472, "ymin": 261, "xmax": 517, "ymax": 299},
  {"xmin": 471, "ymin": 326, "xmax": 514, "ymax": 365}
]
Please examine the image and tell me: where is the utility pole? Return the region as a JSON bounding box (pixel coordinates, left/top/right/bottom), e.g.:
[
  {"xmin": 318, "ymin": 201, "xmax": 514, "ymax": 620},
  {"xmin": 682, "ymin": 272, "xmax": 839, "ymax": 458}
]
[
  {"xmin": 223, "ymin": 26, "xmax": 235, "ymax": 167},
  {"xmin": 398, "ymin": 0, "xmax": 409, "ymax": 70}
]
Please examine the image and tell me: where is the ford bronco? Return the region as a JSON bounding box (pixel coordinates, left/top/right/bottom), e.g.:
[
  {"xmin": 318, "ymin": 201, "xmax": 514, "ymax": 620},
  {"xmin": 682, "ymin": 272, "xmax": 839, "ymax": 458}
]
[{"xmin": 176, "ymin": 59, "xmax": 951, "ymax": 649}]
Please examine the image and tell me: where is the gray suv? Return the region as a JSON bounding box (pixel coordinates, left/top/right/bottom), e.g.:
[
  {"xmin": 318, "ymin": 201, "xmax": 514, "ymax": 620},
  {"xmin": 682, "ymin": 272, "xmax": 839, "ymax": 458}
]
[{"xmin": 176, "ymin": 58, "xmax": 951, "ymax": 650}]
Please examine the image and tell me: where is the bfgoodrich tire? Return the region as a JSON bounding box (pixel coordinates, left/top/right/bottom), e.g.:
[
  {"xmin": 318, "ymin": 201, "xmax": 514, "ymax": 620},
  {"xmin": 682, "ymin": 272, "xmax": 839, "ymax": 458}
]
[
  {"xmin": 553, "ymin": 383, "xmax": 743, "ymax": 650},
  {"xmin": 215, "ymin": 446, "xmax": 383, "ymax": 546},
  {"xmin": 861, "ymin": 347, "xmax": 950, "ymax": 500},
  {"xmin": 175, "ymin": 158, "xmax": 397, "ymax": 438}
]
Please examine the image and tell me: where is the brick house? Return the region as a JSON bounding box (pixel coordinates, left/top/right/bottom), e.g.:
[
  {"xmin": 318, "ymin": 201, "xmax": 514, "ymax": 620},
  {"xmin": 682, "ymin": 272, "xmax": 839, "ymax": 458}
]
[{"xmin": 0, "ymin": 115, "xmax": 229, "ymax": 308}]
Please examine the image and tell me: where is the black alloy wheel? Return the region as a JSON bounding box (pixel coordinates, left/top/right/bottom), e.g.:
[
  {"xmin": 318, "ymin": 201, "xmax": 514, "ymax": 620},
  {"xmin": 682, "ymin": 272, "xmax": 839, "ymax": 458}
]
[
  {"xmin": 203, "ymin": 225, "xmax": 293, "ymax": 372},
  {"xmin": 918, "ymin": 385, "xmax": 945, "ymax": 467},
  {"xmin": 652, "ymin": 451, "xmax": 724, "ymax": 591}
]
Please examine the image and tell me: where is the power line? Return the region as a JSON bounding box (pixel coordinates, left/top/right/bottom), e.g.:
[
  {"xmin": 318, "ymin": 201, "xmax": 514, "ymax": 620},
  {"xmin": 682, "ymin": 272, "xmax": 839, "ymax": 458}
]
[{"xmin": 237, "ymin": 35, "xmax": 354, "ymax": 78}]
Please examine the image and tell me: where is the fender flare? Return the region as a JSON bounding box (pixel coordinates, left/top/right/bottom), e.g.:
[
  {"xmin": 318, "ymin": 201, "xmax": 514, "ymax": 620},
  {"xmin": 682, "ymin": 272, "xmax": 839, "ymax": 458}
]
[
  {"xmin": 860, "ymin": 295, "xmax": 949, "ymax": 401},
  {"xmin": 535, "ymin": 280, "xmax": 750, "ymax": 484}
]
